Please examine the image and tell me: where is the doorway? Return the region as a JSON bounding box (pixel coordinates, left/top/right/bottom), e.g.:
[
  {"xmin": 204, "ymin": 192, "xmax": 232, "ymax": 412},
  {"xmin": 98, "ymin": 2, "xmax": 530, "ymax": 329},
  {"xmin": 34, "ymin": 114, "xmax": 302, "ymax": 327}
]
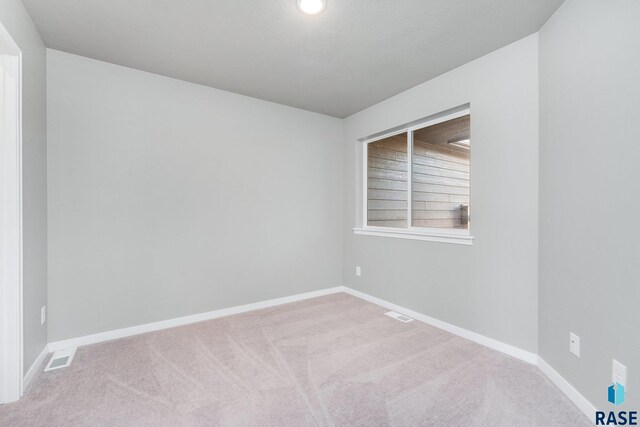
[{"xmin": 0, "ymin": 21, "xmax": 23, "ymax": 404}]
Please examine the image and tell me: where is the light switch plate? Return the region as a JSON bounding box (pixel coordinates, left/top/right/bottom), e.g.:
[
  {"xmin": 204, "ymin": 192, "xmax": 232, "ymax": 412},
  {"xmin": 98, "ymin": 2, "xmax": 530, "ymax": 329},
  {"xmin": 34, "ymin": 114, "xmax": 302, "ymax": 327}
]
[{"xmin": 355, "ymin": 266, "xmax": 361, "ymax": 277}]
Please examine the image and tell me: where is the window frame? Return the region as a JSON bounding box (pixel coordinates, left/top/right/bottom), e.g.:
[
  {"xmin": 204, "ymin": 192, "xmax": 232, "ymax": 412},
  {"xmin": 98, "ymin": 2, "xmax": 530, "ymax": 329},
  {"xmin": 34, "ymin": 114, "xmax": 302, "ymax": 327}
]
[{"xmin": 354, "ymin": 108, "xmax": 473, "ymax": 245}]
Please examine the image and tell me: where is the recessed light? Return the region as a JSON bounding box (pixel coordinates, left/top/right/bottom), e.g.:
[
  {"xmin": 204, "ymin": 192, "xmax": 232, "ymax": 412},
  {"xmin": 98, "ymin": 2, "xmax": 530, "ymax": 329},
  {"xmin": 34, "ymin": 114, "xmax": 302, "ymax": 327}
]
[{"xmin": 297, "ymin": 0, "xmax": 326, "ymax": 15}]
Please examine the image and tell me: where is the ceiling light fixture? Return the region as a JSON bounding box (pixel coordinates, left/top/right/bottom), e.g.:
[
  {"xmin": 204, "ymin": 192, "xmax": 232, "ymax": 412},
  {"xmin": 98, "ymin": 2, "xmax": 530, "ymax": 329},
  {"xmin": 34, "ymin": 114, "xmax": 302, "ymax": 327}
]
[{"xmin": 297, "ymin": 0, "xmax": 326, "ymax": 15}]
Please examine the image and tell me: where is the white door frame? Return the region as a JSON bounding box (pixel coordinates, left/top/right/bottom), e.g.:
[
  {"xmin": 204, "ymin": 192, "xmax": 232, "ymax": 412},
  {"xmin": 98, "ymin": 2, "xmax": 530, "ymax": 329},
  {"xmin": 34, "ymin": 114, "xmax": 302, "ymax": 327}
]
[{"xmin": 0, "ymin": 21, "xmax": 24, "ymax": 404}]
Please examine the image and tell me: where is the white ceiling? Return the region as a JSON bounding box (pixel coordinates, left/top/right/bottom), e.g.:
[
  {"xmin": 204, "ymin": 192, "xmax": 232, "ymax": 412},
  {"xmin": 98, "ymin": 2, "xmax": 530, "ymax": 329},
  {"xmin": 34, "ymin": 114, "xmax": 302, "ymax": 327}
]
[{"xmin": 23, "ymin": 0, "xmax": 563, "ymax": 118}]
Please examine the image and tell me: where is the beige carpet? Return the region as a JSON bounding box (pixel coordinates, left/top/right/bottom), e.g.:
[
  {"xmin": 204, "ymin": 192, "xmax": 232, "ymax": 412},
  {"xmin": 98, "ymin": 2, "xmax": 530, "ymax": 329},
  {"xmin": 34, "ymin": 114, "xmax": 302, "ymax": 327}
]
[{"xmin": 1, "ymin": 293, "xmax": 591, "ymax": 426}]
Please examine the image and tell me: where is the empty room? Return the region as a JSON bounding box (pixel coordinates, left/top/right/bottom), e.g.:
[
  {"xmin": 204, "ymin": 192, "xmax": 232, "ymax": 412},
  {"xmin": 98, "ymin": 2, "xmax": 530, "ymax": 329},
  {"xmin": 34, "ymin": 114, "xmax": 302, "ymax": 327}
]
[{"xmin": 0, "ymin": 0, "xmax": 638, "ymax": 425}]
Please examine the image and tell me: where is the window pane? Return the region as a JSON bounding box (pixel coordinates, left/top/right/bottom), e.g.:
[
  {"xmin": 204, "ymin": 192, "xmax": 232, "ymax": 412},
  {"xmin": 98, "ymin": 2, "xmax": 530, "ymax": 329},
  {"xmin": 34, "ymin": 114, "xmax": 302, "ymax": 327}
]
[
  {"xmin": 367, "ymin": 133, "xmax": 408, "ymax": 228},
  {"xmin": 411, "ymin": 115, "xmax": 470, "ymax": 229}
]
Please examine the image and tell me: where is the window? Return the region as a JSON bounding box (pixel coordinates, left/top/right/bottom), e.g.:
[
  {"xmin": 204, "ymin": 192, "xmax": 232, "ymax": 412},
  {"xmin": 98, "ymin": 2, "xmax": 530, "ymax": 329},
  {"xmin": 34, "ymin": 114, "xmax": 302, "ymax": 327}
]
[
  {"xmin": 355, "ymin": 109, "xmax": 473, "ymax": 245},
  {"xmin": 366, "ymin": 132, "xmax": 408, "ymax": 228}
]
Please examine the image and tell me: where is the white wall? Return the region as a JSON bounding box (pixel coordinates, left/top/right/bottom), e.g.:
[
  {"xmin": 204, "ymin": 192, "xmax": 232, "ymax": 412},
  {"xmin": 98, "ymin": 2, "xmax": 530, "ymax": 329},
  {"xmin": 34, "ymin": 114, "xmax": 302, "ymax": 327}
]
[
  {"xmin": 539, "ymin": 0, "xmax": 640, "ymax": 409},
  {"xmin": 343, "ymin": 35, "xmax": 539, "ymax": 353},
  {"xmin": 46, "ymin": 50, "xmax": 343, "ymax": 341},
  {"xmin": 0, "ymin": 0, "xmax": 48, "ymax": 374}
]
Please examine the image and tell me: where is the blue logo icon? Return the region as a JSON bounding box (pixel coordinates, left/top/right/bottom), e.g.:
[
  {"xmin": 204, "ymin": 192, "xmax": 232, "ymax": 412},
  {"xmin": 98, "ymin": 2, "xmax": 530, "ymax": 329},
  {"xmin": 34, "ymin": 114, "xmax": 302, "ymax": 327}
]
[
  {"xmin": 608, "ymin": 382, "xmax": 625, "ymax": 406},
  {"xmin": 596, "ymin": 383, "xmax": 636, "ymax": 425}
]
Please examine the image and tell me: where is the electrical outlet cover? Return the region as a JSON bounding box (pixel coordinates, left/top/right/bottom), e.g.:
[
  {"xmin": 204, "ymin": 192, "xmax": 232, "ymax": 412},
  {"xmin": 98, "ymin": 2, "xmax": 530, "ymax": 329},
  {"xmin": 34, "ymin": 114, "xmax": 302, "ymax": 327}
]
[
  {"xmin": 613, "ymin": 359, "xmax": 627, "ymax": 389},
  {"xmin": 569, "ymin": 332, "xmax": 580, "ymax": 358}
]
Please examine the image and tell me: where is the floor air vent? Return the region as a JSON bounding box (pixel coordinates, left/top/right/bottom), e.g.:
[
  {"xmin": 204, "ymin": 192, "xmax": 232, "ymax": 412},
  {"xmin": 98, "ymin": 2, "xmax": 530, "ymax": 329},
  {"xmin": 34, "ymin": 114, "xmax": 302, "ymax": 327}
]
[
  {"xmin": 385, "ymin": 311, "xmax": 414, "ymax": 323},
  {"xmin": 44, "ymin": 347, "xmax": 77, "ymax": 372}
]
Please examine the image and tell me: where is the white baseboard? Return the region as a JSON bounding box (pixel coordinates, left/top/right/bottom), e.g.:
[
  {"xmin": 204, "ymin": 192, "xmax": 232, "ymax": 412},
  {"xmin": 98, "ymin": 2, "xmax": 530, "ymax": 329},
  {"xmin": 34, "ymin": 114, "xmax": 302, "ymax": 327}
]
[
  {"xmin": 342, "ymin": 286, "xmax": 593, "ymax": 422},
  {"xmin": 538, "ymin": 357, "xmax": 597, "ymax": 422},
  {"xmin": 23, "ymin": 345, "xmax": 49, "ymax": 391},
  {"xmin": 48, "ymin": 287, "xmax": 344, "ymax": 352},
  {"xmin": 49, "ymin": 285, "xmax": 535, "ymax": 363},
  {"xmin": 342, "ymin": 286, "xmax": 538, "ymax": 365},
  {"xmin": 44, "ymin": 284, "xmax": 592, "ymax": 424}
]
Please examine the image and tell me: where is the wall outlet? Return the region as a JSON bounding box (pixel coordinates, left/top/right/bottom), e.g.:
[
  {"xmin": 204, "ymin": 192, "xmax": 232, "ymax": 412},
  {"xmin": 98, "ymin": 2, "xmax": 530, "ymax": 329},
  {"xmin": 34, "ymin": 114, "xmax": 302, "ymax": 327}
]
[
  {"xmin": 41, "ymin": 306, "xmax": 46, "ymax": 325},
  {"xmin": 355, "ymin": 266, "xmax": 361, "ymax": 277},
  {"xmin": 569, "ymin": 332, "xmax": 580, "ymax": 357},
  {"xmin": 613, "ymin": 359, "xmax": 627, "ymax": 389}
]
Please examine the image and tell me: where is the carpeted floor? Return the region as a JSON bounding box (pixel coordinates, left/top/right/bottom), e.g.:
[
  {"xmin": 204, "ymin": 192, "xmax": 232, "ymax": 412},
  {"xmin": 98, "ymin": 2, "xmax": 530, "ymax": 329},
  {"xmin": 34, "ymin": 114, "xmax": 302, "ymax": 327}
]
[{"xmin": 0, "ymin": 293, "xmax": 591, "ymax": 426}]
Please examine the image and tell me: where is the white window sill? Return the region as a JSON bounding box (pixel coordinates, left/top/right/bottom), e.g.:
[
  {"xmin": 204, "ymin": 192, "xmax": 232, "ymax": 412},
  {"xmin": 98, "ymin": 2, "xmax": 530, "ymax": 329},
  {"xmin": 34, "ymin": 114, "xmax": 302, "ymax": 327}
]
[{"xmin": 353, "ymin": 227, "xmax": 474, "ymax": 246}]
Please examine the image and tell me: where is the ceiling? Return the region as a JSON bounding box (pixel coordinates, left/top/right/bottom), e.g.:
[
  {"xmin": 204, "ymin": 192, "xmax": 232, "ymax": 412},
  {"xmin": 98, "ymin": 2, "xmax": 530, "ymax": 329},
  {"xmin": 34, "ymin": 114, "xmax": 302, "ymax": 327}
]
[{"xmin": 22, "ymin": 0, "xmax": 563, "ymax": 118}]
